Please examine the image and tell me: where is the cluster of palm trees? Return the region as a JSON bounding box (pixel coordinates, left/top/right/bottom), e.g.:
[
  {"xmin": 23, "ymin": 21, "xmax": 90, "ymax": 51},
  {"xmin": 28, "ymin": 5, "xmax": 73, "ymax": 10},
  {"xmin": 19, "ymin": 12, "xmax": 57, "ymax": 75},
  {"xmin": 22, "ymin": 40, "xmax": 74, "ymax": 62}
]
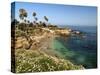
[
  {"xmin": 11, "ymin": 8, "xmax": 59, "ymax": 34},
  {"xmin": 19, "ymin": 8, "xmax": 49, "ymax": 26}
]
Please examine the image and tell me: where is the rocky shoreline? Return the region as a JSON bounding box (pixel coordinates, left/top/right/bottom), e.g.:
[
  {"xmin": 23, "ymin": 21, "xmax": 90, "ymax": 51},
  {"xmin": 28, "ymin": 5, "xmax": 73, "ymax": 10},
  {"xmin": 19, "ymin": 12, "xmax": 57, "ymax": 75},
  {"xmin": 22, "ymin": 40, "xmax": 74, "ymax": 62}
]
[
  {"xmin": 12, "ymin": 26, "xmax": 85, "ymax": 73},
  {"xmin": 14, "ymin": 27, "xmax": 82, "ymax": 50}
]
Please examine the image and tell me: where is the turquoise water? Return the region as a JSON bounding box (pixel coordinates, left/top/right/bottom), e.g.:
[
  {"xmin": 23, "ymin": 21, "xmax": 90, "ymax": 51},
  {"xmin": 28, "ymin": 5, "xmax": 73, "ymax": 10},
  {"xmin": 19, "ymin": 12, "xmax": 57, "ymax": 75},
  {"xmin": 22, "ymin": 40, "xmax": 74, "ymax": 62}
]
[
  {"xmin": 52, "ymin": 39, "xmax": 76, "ymax": 59},
  {"xmin": 52, "ymin": 26, "xmax": 97, "ymax": 69}
]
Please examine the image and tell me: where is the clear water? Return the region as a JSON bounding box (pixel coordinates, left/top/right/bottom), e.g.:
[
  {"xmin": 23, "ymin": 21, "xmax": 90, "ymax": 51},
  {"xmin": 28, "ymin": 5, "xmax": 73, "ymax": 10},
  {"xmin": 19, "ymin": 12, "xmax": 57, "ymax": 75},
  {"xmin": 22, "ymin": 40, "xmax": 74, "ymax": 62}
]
[{"xmin": 52, "ymin": 26, "xmax": 97, "ymax": 68}]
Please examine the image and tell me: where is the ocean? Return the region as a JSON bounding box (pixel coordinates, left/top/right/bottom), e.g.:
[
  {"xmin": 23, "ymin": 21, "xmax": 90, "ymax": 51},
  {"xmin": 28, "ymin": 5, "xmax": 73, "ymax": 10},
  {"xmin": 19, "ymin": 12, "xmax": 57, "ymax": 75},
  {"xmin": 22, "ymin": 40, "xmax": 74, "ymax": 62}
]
[{"xmin": 52, "ymin": 25, "xmax": 97, "ymax": 68}]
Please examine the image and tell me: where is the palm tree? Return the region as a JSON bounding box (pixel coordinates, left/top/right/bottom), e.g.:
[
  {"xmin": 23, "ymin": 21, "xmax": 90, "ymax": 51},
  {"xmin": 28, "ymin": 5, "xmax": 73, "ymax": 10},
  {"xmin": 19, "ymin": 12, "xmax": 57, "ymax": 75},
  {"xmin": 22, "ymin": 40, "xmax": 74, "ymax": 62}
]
[
  {"xmin": 44, "ymin": 16, "xmax": 49, "ymax": 26},
  {"xmin": 32, "ymin": 12, "xmax": 37, "ymax": 23},
  {"xmin": 44, "ymin": 16, "xmax": 48, "ymax": 22},
  {"xmin": 19, "ymin": 9, "xmax": 28, "ymax": 33},
  {"xmin": 19, "ymin": 9, "xmax": 27, "ymax": 23},
  {"xmin": 33, "ymin": 12, "xmax": 36, "ymax": 17},
  {"xmin": 32, "ymin": 12, "xmax": 39, "ymax": 27}
]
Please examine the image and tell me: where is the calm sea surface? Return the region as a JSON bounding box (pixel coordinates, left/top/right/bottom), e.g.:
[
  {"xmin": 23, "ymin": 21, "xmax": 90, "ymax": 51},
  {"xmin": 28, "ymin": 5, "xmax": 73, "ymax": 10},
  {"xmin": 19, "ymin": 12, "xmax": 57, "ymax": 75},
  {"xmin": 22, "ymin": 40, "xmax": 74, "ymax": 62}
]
[{"xmin": 52, "ymin": 26, "xmax": 97, "ymax": 68}]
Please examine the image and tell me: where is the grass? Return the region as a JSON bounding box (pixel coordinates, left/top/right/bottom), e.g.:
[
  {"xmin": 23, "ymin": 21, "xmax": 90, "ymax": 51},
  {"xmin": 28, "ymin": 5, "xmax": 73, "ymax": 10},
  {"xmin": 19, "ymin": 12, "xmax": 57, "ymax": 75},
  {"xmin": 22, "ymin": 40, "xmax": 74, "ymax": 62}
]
[{"xmin": 14, "ymin": 49, "xmax": 84, "ymax": 73}]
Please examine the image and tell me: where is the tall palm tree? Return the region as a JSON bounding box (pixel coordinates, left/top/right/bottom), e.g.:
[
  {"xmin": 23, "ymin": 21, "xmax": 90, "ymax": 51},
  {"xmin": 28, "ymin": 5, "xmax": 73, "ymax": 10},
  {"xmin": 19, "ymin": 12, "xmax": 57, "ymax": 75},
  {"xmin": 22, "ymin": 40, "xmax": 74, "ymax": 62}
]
[
  {"xmin": 32, "ymin": 12, "xmax": 37, "ymax": 23},
  {"xmin": 19, "ymin": 8, "xmax": 28, "ymax": 33},
  {"xmin": 33, "ymin": 12, "xmax": 38, "ymax": 27},
  {"xmin": 33, "ymin": 12, "xmax": 36, "ymax": 17},
  {"xmin": 44, "ymin": 16, "xmax": 49, "ymax": 27},
  {"xmin": 44, "ymin": 16, "xmax": 48, "ymax": 22},
  {"xmin": 19, "ymin": 8, "xmax": 27, "ymax": 23}
]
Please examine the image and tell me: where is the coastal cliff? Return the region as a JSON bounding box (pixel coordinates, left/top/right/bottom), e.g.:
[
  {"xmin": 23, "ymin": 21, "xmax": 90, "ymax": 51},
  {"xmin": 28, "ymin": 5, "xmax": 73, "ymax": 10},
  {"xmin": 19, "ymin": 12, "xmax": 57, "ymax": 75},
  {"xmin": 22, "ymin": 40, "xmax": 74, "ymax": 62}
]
[{"xmin": 12, "ymin": 25, "xmax": 84, "ymax": 73}]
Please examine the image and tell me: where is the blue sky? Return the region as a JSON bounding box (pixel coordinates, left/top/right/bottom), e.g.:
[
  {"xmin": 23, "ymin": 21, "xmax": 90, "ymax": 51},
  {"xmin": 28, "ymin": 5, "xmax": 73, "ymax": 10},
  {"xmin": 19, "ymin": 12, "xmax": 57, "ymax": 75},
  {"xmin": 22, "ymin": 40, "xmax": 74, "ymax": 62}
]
[{"xmin": 12, "ymin": 2, "xmax": 97, "ymax": 26}]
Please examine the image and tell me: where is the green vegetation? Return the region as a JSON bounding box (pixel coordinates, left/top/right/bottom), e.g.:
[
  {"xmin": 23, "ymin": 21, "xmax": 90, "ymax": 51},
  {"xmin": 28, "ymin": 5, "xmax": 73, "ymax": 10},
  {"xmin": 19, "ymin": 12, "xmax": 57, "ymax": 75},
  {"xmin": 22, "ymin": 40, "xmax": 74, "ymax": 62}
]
[{"xmin": 15, "ymin": 49, "xmax": 84, "ymax": 73}]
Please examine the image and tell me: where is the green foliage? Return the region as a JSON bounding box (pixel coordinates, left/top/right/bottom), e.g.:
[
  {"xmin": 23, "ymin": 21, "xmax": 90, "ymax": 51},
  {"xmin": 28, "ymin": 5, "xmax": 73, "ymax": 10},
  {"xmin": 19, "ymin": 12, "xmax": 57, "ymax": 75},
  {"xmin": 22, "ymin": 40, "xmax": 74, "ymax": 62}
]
[
  {"xmin": 18, "ymin": 23, "xmax": 27, "ymax": 31},
  {"xmin": 44, "ymin": 16, "xmax": 48, "ymax": 22},
  {"xmin": 15, "ymin": 49, "xmax": 84, "ymax": 73},
  {"xmin": 33, "ymin": 12, "xmax": 36, "ymax": 17},
  {"xmin": 19, "ymin": 9, "xmax": 27, "ymax": 20}
]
